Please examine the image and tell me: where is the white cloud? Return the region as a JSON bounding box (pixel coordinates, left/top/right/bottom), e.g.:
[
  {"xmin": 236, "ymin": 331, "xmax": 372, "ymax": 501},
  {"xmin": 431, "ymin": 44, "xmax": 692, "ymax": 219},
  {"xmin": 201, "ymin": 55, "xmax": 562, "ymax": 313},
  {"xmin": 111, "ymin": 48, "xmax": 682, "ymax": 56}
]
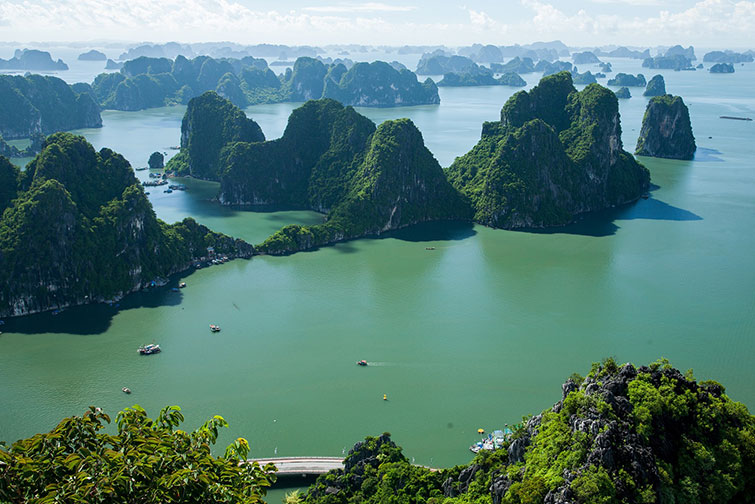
[{"xmin": 303, "ymin": 3, "xmax": 417, "ymax": 13}]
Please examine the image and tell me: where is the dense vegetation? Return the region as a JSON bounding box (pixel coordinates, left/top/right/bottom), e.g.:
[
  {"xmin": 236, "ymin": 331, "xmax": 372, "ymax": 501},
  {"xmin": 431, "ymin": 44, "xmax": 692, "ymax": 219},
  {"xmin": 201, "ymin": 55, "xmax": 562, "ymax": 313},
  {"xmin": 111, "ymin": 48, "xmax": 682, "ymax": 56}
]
[
  {"xmin": 491, "ymin": 57, "xmax": 535, "ymax": 75},
  {"xmin": 643, "ymin": 75, "xmax": 666, "ymax": 97},
  {"xmin": 446, "ymin": 71, "xmax": 649, "ymax": 229},
  {"xmin": 635, "ymin": 95, "xmax": 696, "ymax": 160},
  {"xmin": 92, "ymin": 55, "xmax": 437, "ymax": 111},
  {"xmin": 0, "ymin": 74, "xmax": 101, "ymax": 139},
  {"xmin": 167, "ymin": 91, "xmax": 265, "ymax": 180},
  {"xmin": 0, "ymin": 133, "xmax": 253, "ymax": 317},
  {"xmin": 303, "ymin": 359, "xmax": 755, "ymax": 504},
  {"xmin": 215, "ymin": 99, "xmax": 469, "ymax": 254},
  {"xmin": 614, "ymin": 87, "xmax": 631, "ymax": 99},
  {"xmin": 415, "ymin": 53, "xmax": 479, "ymax": 75},
  {"xmin": 0, "ymin": 405, "xmax": 276, "ymax": 503}
]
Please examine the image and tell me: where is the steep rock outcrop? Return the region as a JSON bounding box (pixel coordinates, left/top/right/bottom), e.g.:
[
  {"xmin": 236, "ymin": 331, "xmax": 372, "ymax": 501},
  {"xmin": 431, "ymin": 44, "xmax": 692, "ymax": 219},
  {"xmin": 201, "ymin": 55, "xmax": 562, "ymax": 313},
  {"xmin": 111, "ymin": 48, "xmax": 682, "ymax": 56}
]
[
  {"xmin": 0, "ymin": 133, "xmax": 253, "ymax": 318},
  {"xmin": 635, "ymin": 94, "xmax": 696, "ymax": 160},
  {"xmin": 0, "ymin": 74, "xmax": 101, "ymax": 139},
  {"xmin": 166, "ymin": 91, "xmax": 264, "ymax": 180},
  {"xmin": 607, "ymin": 73, "xmax": 646, "ymax": 87},
  {"xmin": 447, "ymin": 72, "xmax": 650, "ymax": 229},
  {"xmin": 643, "ymin": 74, "xmax": 666, "ymax": 96},
  {"xmin": 710, "ymin": 63, "xmax": 735, "ymax": 74}
]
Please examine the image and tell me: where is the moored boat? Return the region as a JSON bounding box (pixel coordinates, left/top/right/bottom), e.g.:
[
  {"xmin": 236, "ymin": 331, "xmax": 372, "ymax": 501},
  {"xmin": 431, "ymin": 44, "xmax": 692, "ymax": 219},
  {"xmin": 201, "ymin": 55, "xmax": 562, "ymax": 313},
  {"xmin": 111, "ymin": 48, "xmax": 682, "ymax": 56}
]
[
  {"xmin": 210, "ymin": 324, "xmax": 221, "ymax": 333},
  {"xmin": 122, "ymin": 387, "xmax": 131, "ymax": 394}
]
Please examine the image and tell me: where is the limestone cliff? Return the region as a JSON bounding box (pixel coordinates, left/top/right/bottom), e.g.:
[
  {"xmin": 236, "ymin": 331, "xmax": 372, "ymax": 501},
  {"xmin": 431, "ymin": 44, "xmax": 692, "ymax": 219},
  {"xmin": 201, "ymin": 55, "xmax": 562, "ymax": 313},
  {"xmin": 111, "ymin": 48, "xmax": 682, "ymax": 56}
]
[
  {"xmin": 447, "ymin": 72, "xmax": 650, "ymax": 229},
  {"xmin": 635, "ymin": 94, "xmax": 696, "ymax": 160}
]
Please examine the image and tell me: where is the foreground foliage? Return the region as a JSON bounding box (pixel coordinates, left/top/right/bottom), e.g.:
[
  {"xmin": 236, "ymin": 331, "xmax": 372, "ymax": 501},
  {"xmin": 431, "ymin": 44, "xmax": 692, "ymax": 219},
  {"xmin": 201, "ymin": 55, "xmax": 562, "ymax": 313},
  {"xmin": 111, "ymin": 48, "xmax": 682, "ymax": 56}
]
[
  {"xmin": 303, "ymin": 359, "xmax": 755, "ymax": 504},
  {"xmin": 0, "ymin": 405, "xmax": 276, "ymax": 503}
]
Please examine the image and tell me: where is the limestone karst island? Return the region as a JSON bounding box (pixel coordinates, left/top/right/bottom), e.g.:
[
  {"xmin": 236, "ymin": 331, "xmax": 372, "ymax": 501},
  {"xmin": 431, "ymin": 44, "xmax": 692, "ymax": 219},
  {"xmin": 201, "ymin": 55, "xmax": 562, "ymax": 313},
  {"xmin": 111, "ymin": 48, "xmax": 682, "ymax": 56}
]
[{"xmin": 1, "ymin": 2, "xmax": 754, "ymax": 503}]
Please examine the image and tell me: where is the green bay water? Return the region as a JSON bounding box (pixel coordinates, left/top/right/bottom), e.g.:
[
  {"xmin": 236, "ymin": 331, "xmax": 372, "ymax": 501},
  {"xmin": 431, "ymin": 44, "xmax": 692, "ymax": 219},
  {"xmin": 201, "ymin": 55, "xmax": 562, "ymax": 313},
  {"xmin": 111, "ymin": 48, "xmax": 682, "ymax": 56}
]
[{"xmin": 1, "ymin": 59, "xmax": 754, "ymax": 471}]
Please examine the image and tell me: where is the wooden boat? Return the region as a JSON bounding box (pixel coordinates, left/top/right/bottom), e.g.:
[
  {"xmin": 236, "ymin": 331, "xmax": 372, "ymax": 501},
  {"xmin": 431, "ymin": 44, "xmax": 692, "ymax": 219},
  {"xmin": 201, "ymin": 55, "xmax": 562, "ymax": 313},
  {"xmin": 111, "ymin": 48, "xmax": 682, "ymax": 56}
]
[
  {"xmin": 138, "ymin": 343, "xmax": 161, "ymax": 355},
  {"xmin": 357, "ymin": 360, "xmax": 368, "ymax": 366},
  {"xmin": 122, "ymin": 387, "xmax": 131, "ymax": 394}
]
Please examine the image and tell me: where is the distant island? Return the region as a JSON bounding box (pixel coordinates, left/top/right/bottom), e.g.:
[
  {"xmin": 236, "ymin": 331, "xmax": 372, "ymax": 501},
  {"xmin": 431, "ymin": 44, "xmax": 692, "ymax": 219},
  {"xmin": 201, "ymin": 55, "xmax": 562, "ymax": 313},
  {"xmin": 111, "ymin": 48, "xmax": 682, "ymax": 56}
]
[
  {"xmin": 643, "ymin": 74, "xmax": 666, "ymax": 97},
  {"xmin": 636, "ymin": 95, "xmax": 696, "ymax": 160},
  {"xmin": 643, "ymin": 54, "xmax": 694, "ymax": 71},
  {"xmin": 710, "ymin": 63, "xmax": 735, "ymax": 74},
  {"xmin": 92, "ymin": 55, "xmax": 438, "ymax": 110},
  {"xmin": 437, "ymin": 69, "xmax": 525, "ymax": 87},
  {"xmin": 703, "ymin": 50, "xmax": 753, "ymax": 63},
  {"xmin": 607, "ymin": 73, "xmax": 647, "ymax": 87},
  {"xmin": 0, "ymin": 133, "xmax": 252, "ymax": 318},
  {"xmin": 415, "ymin": 52, "xmax": 478, "ymax": 75},
  {"xmin": 491, "ymin": 57, "xmax": 535, "ymax": 74},
  {"xmin": 0, "ymin": 74, "xmax": 101, "ymax": 139},
  {"xmin": 572, "ymin": 51, "xmax": 602, "ymax": 64},
  {"xmin": 78, "ymin": 49, "xmax": 107, "ymax": 61},
  {"xmin": 615, "ymin": 87, "xmax": 631, "ymax": 99},
  {"xmin": 0, "ymin": 49, "xmax": 68, "ymax": 71},
  {"xmin": 595, "ymin": 46, "xmax": 651, "ymax": 59}
]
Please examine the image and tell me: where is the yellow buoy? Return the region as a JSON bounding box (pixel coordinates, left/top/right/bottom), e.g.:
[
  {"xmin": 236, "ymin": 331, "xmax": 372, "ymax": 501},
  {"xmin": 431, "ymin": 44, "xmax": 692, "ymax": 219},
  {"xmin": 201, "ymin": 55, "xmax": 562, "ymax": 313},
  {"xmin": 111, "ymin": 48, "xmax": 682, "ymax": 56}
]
[{"xmin": 383, "ymin": 394, "xmax": 387, "ymax": 401}]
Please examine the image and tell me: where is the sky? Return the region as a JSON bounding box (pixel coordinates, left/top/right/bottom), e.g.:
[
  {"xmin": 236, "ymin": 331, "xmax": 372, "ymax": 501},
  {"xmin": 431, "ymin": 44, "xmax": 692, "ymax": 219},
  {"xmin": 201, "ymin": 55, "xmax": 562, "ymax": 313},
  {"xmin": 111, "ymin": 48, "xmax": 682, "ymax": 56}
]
[{"xmin": 0, "ymin": 0, "xmax": 753, "ymax": 48}]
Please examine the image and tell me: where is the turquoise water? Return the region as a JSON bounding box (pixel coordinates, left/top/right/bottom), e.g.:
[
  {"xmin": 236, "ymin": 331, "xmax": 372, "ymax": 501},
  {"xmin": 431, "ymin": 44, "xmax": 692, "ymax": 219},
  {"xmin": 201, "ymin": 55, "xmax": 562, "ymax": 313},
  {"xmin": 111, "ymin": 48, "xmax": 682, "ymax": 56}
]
[{"xmin": 1, "ymin": 58, "xmax": 754, "ymax": 471}]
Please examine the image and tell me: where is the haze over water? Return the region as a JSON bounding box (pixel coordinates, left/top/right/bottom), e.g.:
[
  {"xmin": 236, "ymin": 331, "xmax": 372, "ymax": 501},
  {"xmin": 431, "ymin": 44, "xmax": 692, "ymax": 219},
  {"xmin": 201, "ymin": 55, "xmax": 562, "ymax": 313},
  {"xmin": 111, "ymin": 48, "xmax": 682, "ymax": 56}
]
[{"xmin": 1, "ymin": 57, "xmax": 753, "ymax": 469}]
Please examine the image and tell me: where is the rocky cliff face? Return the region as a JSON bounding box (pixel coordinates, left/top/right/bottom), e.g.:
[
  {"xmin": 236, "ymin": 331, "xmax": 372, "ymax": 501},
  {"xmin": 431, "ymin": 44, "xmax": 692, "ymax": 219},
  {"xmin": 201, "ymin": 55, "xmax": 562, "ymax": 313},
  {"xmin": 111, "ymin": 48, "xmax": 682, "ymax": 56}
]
[
  {"xmin": 0, "ymin": 75, "xmax": 102, "ymax": 139},
  {"xmin": 643, "ymin": 75, "xmax": 666, "ymax": 96},
  {"xmin": 167, "ymin": 91, "xmax": 265, "ymax": 180},
  {"xmin": 0, "ymin": 133, "xmax": 253, "ymax": 318},
  {"xmin": 635, "ymin": 94, "xmax": 696, "ymax": 160},
  {"xmin": 447, "ymin": 72, "xmax": 650, "ymax": 229}
]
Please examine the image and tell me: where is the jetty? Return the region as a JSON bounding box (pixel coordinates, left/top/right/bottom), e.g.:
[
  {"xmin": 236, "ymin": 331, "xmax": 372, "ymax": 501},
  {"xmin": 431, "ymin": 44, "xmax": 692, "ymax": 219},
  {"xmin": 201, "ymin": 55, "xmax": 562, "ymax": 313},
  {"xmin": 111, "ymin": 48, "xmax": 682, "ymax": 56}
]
[{"xmin": 248, "ymin": 457, "xmax": 344, "ymax": 476}]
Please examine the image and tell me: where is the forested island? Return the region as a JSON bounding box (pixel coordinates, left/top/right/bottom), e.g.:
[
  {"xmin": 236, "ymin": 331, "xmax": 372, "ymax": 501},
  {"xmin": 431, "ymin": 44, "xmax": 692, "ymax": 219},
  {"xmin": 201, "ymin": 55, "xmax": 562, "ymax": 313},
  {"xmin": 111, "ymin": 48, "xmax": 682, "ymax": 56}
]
[
  {"xmin": 0, "ymin": 133, "xmax": 252, "ymax": 318},
  {"xmin": 91, "ymin": 55, "xmax": 438, "ymax": 110},
  {"xmin": 0, "ymin": 74, "xmax": 101, "ymax": 139},
  {"xmin": 2, "ymin": 359, "xmax": 752, "ymax": 503},
  {"xmin": 636, "ymin": 95, "xmax": 696, "ymax": 160},
  {"xmin": 171, "ymin": 72, "xmax": 650, "ymax": 255}
]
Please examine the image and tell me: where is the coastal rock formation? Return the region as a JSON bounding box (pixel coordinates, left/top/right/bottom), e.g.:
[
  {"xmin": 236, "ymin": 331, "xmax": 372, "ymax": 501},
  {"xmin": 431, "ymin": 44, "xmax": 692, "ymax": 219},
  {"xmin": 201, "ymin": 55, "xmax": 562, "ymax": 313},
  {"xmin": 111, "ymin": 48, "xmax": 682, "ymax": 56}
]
[
  {"xmin": 0, "ymin": 74, "xmax": 102, "ymax": 139},
  {"xmin": 572, "ymin": 51, "xmax": 601, "ymax": 64},
  {"xmin": 643, "ymin": 54, "xmax": 693, "ymax": 70},
  {"xmin": 635, "ymin": 95, "xmax": 696, "ymax": 160},
  {"xmin": 710, "ymin": 63, "xmax": 735, "ymax": 73},
  {"xmin": 215, "ymin": 99, "xmax": 470, "ymax": 254},
  {"xmin": 704, "ymin": 50, "xmax": 753, "ymax": 63},
  {"xmin": 305, "ymin": 360, "xmax": 755, "ymax": 504},
  {"xmin": 438, "ymin": 70, "xmax": 525, "ymax": 87},
  {"xmin": 643, "ymin": 74, "xmax": 666, "ymax": 96},
  {"xmin": 415, "ymin": 53, "xmax": 477, "ymax": 75},
  {"xmin": 0, "ymin": 132, "xmax": 44, "ymax": 158},
  {"xmin": 105, "ymin": 59, "xmax": 123, "ymax": 70},
  {"xmin": 321, "ymin": 61, "xmax": 439, "ymax": 106},
  {"xmin": 607, "ymin": 73, "xmax": 647, "ymax": 87},
  {"xmin": 615, "ymin": 87, "xmax": 631, "ymax": 99},
  {"xmin": 535, "ymin": 60, "xmax": 572, "ymax": 76},
  {"xmin": 0, "ymin": 49, "xmax": 68, "ymax": 71},
  {"xmin": 0, "ymin": 133, "xmax": 253, "ymax": 318},
  {"xmin": 491, "ymin": 56, "xmax": 535, "ymax": 74},
  {"xmin": 93, "ymin": 55, "xmax": 437, "ymax": 110},
  {"xmin": 166, "ymin": 91, "xmax": 264, "ymax": 180},
  {"xmin": 665, "ymin": 44, "xmax": 696, "ymax": 60},
  {"xmin": 598, "ymin": 46, "xmax": 650, "ymax": 59},
  {"xmin": 78, "ymin": 50, "xmax": 107, "ymax": 61},
  {"xmin": 571, "ymin": 70, "xmax": 597, "ymax": 84},
  {"xmin": 148, "ymin": 151, "xmax": 164, "ymax": 169},
  {"xmin": 447, "ymin": 72, "xmax": 650, "ymax": 229}
]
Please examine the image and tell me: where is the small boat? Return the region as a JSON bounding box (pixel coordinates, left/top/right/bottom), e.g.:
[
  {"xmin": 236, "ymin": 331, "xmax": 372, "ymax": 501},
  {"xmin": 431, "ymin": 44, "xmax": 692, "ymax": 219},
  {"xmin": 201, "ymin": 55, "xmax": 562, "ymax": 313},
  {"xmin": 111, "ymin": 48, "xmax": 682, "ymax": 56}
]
[
  {"xmin": 134, "ymin": 167, "xmax": 148, "ymax": 171},
  {"xmin": 164, "ymin": 188, "xmax": 173, "ymax": 193},
  {"xmin": 138, "ymin": 343, "xmax": 161, "ymax": 355},
  {"xmin": 383, "ymin": 394, "xmax": 387, "ymax": 401},
  {"xmin": 171, "ymin": 287, "xmax": 179, "ymax": 292},
  {"xmin": 210, "ymin": 324, "xmax": 221, "ymax": 333},
  {"xmin": 357, "ymin": 360, "xmax": 368, "ymax": 366},
  {"xmin": 179, "ymin": 282, "xmax": 186, "ymax": 288},
  {"xmin": 720, "ymin": 115, "xmax": 753, "ymax": 121},
  {"xmin": 122, "ymin": 387, "xmax": 131, "ymax": 394},
  {"xmin": 425, "ymin": 247, "xmax": 436, "ymax": 250}
]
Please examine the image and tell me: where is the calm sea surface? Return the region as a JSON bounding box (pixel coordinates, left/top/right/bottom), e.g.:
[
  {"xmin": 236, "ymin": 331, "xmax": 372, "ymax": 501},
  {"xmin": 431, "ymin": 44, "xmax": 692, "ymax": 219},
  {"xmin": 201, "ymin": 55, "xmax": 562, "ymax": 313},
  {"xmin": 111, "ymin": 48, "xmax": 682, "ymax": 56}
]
[{"xmin": 1, "ymin": 58, "xmax": 753, "ymax": 470}]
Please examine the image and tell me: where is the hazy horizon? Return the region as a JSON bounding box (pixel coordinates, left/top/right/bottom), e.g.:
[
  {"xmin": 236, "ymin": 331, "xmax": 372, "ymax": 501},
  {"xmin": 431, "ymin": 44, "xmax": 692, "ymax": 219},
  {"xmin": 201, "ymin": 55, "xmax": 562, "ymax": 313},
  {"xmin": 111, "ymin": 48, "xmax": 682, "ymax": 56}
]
[{"xmin": 0, "ymin": 0, "xmax": 753, "ymax": 49}]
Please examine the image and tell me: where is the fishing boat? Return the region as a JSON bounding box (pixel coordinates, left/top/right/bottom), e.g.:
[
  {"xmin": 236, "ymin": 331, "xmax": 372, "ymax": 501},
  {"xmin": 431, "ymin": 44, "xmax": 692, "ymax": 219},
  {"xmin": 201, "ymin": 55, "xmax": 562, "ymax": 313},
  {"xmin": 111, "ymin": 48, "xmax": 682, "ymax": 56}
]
[
  {"xmin": 122, "ymin": 387, "xmax": 131, "ymax": 394},
  {"xmin": 357, "ymin": 360, "xmax": 368, "ymax": 366},
  {"xmin": 138, "ymin": 343, "xmax": 161, "ymax": 355},
  {"xmin": 210, "ymin": 324, "xmax": 221, "ymax": 333}
]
